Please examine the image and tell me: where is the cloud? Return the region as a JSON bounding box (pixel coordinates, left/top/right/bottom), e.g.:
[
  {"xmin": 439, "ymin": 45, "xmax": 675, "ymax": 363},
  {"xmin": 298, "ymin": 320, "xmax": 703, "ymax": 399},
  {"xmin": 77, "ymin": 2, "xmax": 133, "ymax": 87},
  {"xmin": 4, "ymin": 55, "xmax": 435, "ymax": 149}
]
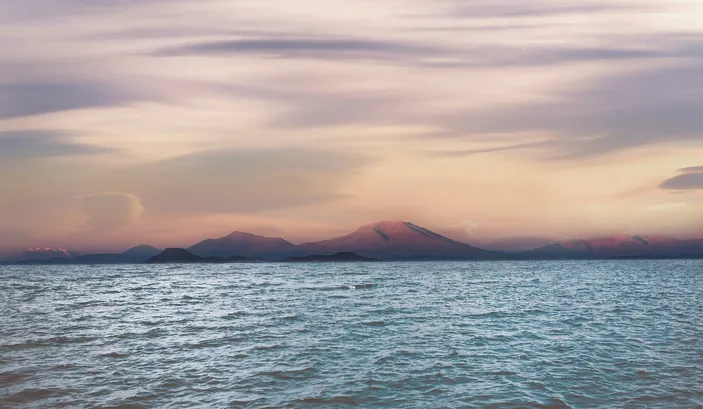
[
  {"xmin": 82, "ymin": 192, "xmax": 144, "ymax": 232},
  {"xmin": 429, "ymin": 141, "xmax": 549, "ymax": 158},
  {"xmin": 107, "ymin": 148, "xmax": 373, "ymax": 215},
  {"xmin": 660, "ymin": 171, "xmax": 703, "ymax": 191},
  {"xmin": 441, "ymin": 0, "xmax": 647, "ymax": 18},
  {"xmin": 0, "ymin": 131, "xmax": 118, "ymax": 160},
  {"xmin": 680, "ymin": 166, "xmax": 703, "ymax": 173},
  {"xmin": 436, "ymin": 61, "xmax": 703, "ymax": 158},
  {"xmin": 153, "ymin": 37, "xmax": 445, "ymax": 64},
  {"xmin": 0, "ymin": 82, "xmax": 145, "ymax": 119},
  {"xmin": 152, "ymin": 37, "xmax": 703, "ymax": 68},
  {"xmin": 0, "ymin": 0, "xmax": 186, "ymax": 22}
]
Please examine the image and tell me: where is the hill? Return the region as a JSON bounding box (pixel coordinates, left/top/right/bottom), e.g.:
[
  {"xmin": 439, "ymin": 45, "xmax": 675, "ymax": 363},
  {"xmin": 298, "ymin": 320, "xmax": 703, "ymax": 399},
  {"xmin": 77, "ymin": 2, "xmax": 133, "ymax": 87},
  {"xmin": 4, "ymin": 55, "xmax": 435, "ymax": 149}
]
[
  {"xmin": 188, "ymin": 231, "xmax": 298, "ymax": 259},
  {"xmin": 147, "ymin": 248, "xmax": 205, "ymax": 263}
]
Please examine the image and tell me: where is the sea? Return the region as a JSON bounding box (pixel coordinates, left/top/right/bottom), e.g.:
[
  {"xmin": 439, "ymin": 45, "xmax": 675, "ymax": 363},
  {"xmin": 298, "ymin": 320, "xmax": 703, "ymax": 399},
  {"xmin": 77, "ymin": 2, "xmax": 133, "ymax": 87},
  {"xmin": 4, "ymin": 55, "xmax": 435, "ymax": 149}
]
[{"xmin": 1, "ymin": 261, "xmax": 701, "ymax": 408}]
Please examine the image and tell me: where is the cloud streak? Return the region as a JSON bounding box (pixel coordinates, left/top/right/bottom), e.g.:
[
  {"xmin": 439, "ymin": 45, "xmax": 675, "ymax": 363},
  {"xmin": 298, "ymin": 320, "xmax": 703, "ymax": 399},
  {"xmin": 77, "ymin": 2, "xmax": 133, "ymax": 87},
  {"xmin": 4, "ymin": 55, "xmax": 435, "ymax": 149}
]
[
  {"xmin": 440, "ymin": 0, "xmax": 649, "ymax": 18},
  {"xmin": 153, "ymin": 37, "xmax": 447, "ymax": 65},
  {"xmin": 0, "ymin": 131, "xmax": 118, "ymax": 159},
  {"xmin": 152, "ymin": 36, "xmax": 703, "ymax": 68},
  {"xmin": 436, "ymin": 61, "xmax": 703, "ymax": 158},
  {"xmin": 660, "ymin": 173, "xmax": 703, "ymax": 191},
  {"xmin": 0, "ymin": 82, "xmax": 144, "ymax": 119}
]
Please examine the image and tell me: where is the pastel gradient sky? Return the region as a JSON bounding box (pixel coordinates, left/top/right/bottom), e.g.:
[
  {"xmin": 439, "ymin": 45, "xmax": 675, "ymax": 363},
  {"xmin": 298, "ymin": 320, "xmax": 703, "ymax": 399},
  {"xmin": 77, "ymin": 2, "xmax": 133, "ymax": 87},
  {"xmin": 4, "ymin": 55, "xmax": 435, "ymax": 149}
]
[{"xmin": 2, "ymin": 0, "xmax": 703, "ymax": 253}]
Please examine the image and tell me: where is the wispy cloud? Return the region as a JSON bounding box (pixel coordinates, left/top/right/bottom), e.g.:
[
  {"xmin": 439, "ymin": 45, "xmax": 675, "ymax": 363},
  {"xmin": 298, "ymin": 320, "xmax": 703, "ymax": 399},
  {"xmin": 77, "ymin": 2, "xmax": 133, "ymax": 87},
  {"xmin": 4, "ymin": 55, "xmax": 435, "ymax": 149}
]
[
  {"xmin": 153, "ymin": 37, "xmax": 446, "ymax": 64},
  {"xmin": 0, "ymin": 131, "xmax": 118, "ymax": 159},
  {"xmin": 428, "ymin": 141, "xmax": 549, "ymax": 157},
  {"xmin": 0, "ymin": 82, "xmax": 144, "ymax": 119},
  {"xmin": 436, "ymin": 61, "xmax": 703, "ymax": 158},
  {"xmin": 438, "ymin": 0, "xmax": 649, "ymax": 18},
  {"xmin": 660, "ymin": 168, "xmax": 703, "ymax": 190}
]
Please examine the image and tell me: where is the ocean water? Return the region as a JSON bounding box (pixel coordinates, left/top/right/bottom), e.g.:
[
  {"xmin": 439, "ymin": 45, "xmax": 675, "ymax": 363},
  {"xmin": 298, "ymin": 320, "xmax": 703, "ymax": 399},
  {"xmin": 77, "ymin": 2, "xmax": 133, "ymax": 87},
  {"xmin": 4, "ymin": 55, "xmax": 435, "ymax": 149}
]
[{"xmin": 1, "ymin": 261, "xmax": 701, "ymax": 409}]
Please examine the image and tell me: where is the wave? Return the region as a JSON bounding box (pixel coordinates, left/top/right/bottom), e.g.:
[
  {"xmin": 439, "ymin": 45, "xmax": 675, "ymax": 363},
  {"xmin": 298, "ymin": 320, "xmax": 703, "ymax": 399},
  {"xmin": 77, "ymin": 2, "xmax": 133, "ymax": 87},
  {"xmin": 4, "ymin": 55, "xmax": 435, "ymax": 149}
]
[
  {"xmin": 1, "ymin": 388, "xmax": 73, "ymax": 405},
  {"xmin": 100, "ymin": 351, "xmax": 129, "ymax": 358},
  {"xmin": 348, "ymin": 283, "xmax": 375, "ymax": 289},
  {"xmin": 296, "ymin": 395, "xmax": 359, "ymax": 405},
  {"xmin": 0, "ymin": 370, "xmax": 29, "ymax": 384},
  {"xmin": 2, "ymin": 336, "xmax": 97, "ymax": 350},
  {"xmin": 261, "ymin": 366, "xmax": 317, "ymax": 381}
]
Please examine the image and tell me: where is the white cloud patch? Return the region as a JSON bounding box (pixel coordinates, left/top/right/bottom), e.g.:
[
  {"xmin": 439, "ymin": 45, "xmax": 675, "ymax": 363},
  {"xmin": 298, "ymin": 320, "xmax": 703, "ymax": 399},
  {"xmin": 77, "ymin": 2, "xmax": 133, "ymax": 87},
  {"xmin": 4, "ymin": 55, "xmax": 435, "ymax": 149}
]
[{"xmin": 81, "ymin": 192, "xmax": 144, "ymax": 232}]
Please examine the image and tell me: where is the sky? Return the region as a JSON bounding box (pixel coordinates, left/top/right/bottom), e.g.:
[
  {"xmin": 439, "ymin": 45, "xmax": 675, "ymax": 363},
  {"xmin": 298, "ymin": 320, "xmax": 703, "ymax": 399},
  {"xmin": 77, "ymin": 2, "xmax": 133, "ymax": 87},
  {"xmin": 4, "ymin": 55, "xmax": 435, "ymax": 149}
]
[{"xmin": 1, "ymin": 0, "xmax": 703, "ymax": 253}]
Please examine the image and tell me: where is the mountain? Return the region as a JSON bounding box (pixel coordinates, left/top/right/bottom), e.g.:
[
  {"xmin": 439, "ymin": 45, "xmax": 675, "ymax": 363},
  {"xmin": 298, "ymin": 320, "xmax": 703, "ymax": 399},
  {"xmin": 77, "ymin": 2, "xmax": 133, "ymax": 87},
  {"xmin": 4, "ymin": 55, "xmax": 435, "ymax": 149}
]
[
  {"xmin": 147, "ymin": 248, "xmax": 260, "ymax": 264},
  {"xmin": 147, "ymin": 248, "xmax": 204, "ymax": 263},
  {"xmin": 524, "ymin": 234, "xmax": 703, "ymax": 259},
  {"xmin": 16, "ymin": 245, "xmax": 163, "ymax": 264},
  {"xmin": 297, "ymin": 220, "xmax": 501, "ymax": 260},
  {"xmin": 285, "ymin": 252, "xmax": 377, "ymax": 262},
  {"xmin": 67, "ymin": 245, "xmax": 163, "ymax": 264},
  {"xmin": 5, "ymin": 247, "xmax": 76, "ymax": 263},
  {"xmin": 188, "ymin": 231, "xmax": 298, "ymax": 259}
]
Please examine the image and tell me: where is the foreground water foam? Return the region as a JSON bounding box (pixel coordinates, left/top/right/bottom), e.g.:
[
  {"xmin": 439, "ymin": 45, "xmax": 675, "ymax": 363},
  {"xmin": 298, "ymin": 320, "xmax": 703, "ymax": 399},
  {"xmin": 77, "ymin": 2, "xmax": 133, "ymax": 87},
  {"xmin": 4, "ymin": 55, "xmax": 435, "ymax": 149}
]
[{"xmin": 1, "ymin": 261, "xmax": 701, "ymax": 408}]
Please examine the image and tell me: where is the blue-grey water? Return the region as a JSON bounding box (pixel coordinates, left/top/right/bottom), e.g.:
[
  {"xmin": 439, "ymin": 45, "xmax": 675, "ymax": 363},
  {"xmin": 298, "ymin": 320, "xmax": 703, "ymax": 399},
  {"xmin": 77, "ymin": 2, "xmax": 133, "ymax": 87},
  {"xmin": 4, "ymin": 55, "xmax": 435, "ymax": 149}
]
[{"xmin": 1, "ymin": 261, "xmax": 701, "ymax": 408}]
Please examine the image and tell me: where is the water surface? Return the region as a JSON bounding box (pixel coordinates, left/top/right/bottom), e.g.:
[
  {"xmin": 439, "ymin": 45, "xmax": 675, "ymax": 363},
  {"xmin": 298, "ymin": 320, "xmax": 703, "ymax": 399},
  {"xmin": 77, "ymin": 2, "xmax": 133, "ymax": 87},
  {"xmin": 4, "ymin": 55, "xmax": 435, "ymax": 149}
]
[{"xmin": 1, "ymin": 261, "xmax": 701, "ymax": 408}]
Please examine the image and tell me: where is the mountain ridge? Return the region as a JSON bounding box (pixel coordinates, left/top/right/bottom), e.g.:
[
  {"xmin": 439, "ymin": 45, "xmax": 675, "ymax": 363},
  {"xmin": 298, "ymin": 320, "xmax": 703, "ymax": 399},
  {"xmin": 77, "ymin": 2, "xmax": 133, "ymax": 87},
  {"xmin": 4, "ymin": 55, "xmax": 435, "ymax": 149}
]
[
  {"xmin": 4, "ymin": 224, "xmax": 703, "ymax": 263},
  {"xmin": 523, "ymin": 234, "xmax": 703, "ymax": 259}
]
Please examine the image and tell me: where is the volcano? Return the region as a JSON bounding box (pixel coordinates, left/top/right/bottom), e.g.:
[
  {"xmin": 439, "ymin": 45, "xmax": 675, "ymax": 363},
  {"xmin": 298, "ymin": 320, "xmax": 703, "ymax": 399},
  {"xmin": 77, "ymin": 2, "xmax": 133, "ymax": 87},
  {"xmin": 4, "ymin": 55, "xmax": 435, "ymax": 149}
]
[{"xmin": 297, "ymin": 220, "xmax": 500, "ymax": 260}]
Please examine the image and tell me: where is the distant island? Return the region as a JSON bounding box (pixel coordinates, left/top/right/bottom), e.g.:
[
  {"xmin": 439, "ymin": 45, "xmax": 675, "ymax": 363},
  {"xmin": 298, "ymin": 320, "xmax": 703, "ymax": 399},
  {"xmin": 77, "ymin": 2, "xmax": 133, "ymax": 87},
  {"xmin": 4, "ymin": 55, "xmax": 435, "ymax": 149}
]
[
  {"xmin": 4, "ymin": 220, "xmax": 703, "ymax": 264},
  {"xmin": 147, "ymin": 248, "xmax": 205, "ymax": 264},
  {"xmin": 147, "ymin": 248, "xmax": 261, "ymax": 264}
]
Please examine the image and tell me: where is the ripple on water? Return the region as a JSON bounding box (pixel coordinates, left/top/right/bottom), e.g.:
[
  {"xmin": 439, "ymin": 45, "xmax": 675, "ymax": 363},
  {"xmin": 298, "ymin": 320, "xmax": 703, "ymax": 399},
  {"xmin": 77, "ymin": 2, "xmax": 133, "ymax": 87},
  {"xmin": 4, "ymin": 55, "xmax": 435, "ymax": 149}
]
[
  {"xmin": 262, "ymin": 366, "xmax": 317, "ymax": 381},
  {"xmin": 297, "ymin": 395, "xmax": 360, "ymax": 406},
  {"xmin": 1, "ymin": 388, "xmax": 73, "ymax": 405},
  {"xmin": 0, "ymin": 371, "xmax": 30, "ymax": 384},
  {"xmin": 0, "ymin": 261, "xmax": 701, "ymax": 408}
]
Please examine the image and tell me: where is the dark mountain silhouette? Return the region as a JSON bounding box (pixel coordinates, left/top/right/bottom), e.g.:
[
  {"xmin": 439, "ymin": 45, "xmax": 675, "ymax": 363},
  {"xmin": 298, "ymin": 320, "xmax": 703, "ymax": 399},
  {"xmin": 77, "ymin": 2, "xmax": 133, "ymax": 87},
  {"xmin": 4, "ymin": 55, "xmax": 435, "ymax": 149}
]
[
  {"xmin": 147, "ymin": 248, "xmax": 204, "ymax": 263},
  {"xmin": 523, "ymin": 235, "xmax": 703, "ymax": 259},
  {"xmin": 188, "ymin": 231, "xmax": 298, "ymax": 259},
  {"xmin": 297, "ymin": 220, "xmax": 502, "ymax": 260},
  {"xmin": 147, "ymin": 248, "xmax": 261, "ymax": 264},
  {"xmin": 16, "ymin": 245, "xmax": 163, "ymax": 264},
  {"xmin": 122, "ymin": 245, "xmax": 162, "ymax": 258},
  {"xmin": 285, "ymin": 252, "xmax": 376, "ymax": 262}
]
